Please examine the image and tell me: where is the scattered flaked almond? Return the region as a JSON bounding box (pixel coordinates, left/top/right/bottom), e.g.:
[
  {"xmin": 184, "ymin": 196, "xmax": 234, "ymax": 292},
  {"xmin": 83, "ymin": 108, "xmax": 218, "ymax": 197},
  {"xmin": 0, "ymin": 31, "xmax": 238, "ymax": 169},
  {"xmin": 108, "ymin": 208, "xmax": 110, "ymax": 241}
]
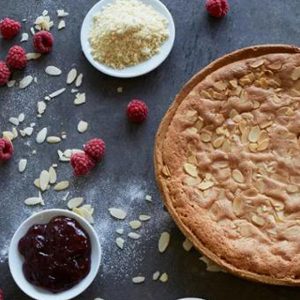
[
  {"xmin": 24, "ymin": 196, "xmax": 44, "ymax": 206},
  {"xmin": 47, "ymin": 136, "xmax": 62, "ymax": 144},
  {"xmin": 158, "ymin": 232, "xmax": 170, "ymax": 253},
  {"xmin": 49, "ymin": 88, "xmax": 66, "ymax": 98},
  {"xmin": 139, "ymin": 215, "xmax": 151, "ymax": 221},
  {"xmin": 20, "ymin": 32, "xmax": 29, "ymax": 42},
  {"xmin": 36, "ymin": 127, "xmax": 48, "ymax": 144},
  {"xmin": 159, "ymin": 273, "xmax": 168, "ymax": 283},
  {"xmin": 152, "ymin": 271, "xmax": 160, "ymax": 281},
  {"xmin": 109, "ymin": 207, "xmax": 127, "ymax": 220},
  {"xmin": 77, "ymin": 120, "xmax": 88, "ymax": 133},
  {"xmin": 58, "ymin": 19, "xmax": 65, "ymax": 30},
  {"xmin": 182, "ymin": 238, "xmax": 193, "ymax": 252},
  {"xmin": 74, "ymin": 93, "xmax": 86, "ymax": 105},
  {"xmin": 75, "ymin": 74, "xmax": 83, "ymax": 87},
  {"xmin": 9, "ymin": 117, "xmax": 19, "ymax": 126},
  {"xmin": 49, "ymin": 166, "xmax": 57, "ymax": 184},
  {"xmin": 54, "ymin": 181, "xmax": 70, "ymax": 191},
  {"xmin": 19, "ymin": 75, "xmax": 33, "ymax": 89},
  {"xmin": 128, "ymin": 232, "xmax": 141, "ymax": 240},
  {"xmin": 26, "ymin": 52, "xmax": 41, "ymax": 60},
  {"xmin": 18, "ymin": 159, "xmax": 27, "ymax": 173},
  {"xmin": 116, "ymin": 237, "xmax": 125, "ymax": 249},
  {"xmin": 67, "ymin": 197, "xmax": 84, "ymax": 209},
  {"xmin": 129, "ymin": 220, "xmax": 142, "ymax": 230},
  {"xmin": 39, "ymin": 170, "xmax": 50, "ymax": 192},
  {"xmin": 45, "ymin": 66, "xmax": 62, "ymax": 76},
  {"xmin": 116, "ymin": 228, "xmax": 124, "ymax": 234},
  {"xmin": 67, "ymin": 68, "xmax": 77, "ymax": 84},
  {"xmin": 132, "ymin": 276, "xmax": 145, "ymax": 284}
]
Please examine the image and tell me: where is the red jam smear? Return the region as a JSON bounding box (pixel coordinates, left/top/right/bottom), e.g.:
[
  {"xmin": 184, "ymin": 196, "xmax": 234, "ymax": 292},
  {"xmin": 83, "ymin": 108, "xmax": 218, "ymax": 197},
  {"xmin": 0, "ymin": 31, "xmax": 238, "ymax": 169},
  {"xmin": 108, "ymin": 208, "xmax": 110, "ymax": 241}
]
[{"xmin": 18, "ymin": 216, "xmax": 91, "ymax": 293}]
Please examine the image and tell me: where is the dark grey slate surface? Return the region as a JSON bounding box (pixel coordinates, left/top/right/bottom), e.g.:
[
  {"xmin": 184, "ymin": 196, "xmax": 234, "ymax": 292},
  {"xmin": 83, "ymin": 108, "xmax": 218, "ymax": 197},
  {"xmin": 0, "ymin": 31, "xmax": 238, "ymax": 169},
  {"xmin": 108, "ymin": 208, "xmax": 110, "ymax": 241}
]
[{"xmin": 1, "ymin": 0, "xmax": 300, "ymax": 299}]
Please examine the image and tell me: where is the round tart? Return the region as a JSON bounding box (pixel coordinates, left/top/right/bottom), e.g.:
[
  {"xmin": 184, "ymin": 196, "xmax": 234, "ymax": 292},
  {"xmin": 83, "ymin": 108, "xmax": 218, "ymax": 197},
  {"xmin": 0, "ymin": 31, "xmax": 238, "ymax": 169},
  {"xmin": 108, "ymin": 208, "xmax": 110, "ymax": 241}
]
[{"xmin": 155, "ymin": 45, "xmax": 300, "ymax": 285}]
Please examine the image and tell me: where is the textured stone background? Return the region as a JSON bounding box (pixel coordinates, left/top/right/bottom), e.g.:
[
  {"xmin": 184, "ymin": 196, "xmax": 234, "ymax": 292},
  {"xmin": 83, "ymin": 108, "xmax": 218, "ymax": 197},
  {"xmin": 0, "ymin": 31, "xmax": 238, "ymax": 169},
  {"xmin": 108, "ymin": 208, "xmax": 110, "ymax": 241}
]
[{"xmin": 1, "ymin": 0, "xmax": 300, "ymax": 299}]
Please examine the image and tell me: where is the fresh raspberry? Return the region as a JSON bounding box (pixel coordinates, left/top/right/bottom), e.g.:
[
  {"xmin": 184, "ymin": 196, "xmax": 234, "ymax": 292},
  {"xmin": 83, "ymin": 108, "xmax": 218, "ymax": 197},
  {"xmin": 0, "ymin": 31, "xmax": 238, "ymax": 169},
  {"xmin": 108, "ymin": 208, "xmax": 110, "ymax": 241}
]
[
  {"xmin": 205, "ymin": 0, "xmax": 229, "ymax": 18},
  {"xmin": 33, "ymin": 31, "xmax": 54, "ymax": 54},
  {"xmin": 6, "ymin": 45, "xmax": 27, "ymax": 70},
  {"xmin": 0, "ymin": 18, "xmax": 21, "ymax": 39},
  {"xmin": 127, "ymin": 99, "xmax": 148, "ymax": 123},
  {"xmin": 0, "ymin": 61, "xmax": 11, "ymax": 86},
  {"xmin": 0, "ymin": 138, "xmax": 14, "ymax": 162},
  {"xmin": 70, "ymin": 152, "xmax": 95, "ymax": 176},
  {"xmin": 0, "ymin": 288, "xmax": 3, "ymax": 300},
  {"xmin": 84, "ymin": 138, "xmax": 106, "ymax": 162}
]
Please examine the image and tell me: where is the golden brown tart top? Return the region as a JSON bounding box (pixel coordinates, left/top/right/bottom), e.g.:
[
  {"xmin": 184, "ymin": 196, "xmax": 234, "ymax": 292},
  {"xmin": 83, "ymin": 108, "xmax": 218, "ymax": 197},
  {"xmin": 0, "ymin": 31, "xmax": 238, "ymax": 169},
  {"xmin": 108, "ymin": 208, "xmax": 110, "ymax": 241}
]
[{"xmin": 155, "ymin": 45, "xmax": 300, "ymax": 285}]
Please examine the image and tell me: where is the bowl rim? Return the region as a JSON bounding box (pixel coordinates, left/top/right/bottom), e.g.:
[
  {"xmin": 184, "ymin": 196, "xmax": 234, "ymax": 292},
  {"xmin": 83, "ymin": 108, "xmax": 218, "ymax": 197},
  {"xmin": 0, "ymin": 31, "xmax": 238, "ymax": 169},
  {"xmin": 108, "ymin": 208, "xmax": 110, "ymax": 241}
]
[
  {"xmin": 8, "ymin": 208, "xmax": 101, "ymax": 300},
  {"xmin": 80, "ymin": 0, "xmax": 176, "ymax": 78}
]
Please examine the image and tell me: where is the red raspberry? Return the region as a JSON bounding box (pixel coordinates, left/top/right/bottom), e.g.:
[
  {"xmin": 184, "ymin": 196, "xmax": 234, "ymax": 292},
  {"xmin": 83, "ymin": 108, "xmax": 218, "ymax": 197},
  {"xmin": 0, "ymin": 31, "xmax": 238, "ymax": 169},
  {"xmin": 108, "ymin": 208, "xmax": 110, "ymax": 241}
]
[
  {"xmin": 33, "ymin": 31, "xmax": 54, "ymax": 54},
  {"xmin": 6, "ymin": 45, "xmax": 27, "ymax": 70},
  {"xmin": 0, "ymin": 288, "xmax": 4, "ymax": 300},
  {"xmin": 84, "ymin": 138, "xmax": 106, "ymax": 162},
  {"xmin": 0, "ymin": 138, "xmax": 14, "ymax": 162},
  {"xmin": 70, "ymin": 152, "xmax": 95, "ymax": 176},
  {"xmin": 0, "ymin": 18, "xmax": 21, "ymax": 39},
  {"xmin": 205, "ymin": 0, "xmax": 229, "ymax": 18},
  {"xmin": 0, "ymin": 61, "xmax": 11, "ymax": 86},
  {"xmin": 127, "ymin": 99, "xmax": 148, "ymax": 123}
]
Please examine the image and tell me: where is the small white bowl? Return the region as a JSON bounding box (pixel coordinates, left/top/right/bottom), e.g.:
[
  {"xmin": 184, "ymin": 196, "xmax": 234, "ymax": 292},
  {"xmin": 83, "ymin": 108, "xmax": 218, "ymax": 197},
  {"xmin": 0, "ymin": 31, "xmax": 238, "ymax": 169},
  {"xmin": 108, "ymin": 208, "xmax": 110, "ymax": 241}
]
[
  {"xmin": 80, "ymin": 0, "xmax": 176, "ymax": 78},
  {"xmin": 9, "ymin": 209, "xmax": 101, "ymax": 300}
]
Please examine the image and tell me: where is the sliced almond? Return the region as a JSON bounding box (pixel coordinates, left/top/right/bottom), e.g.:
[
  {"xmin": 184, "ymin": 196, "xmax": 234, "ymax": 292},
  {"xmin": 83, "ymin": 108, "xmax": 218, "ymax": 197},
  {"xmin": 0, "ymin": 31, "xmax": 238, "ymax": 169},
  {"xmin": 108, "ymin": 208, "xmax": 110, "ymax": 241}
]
[
  {"xmin": 58, "ymin": 19, "xmax": 65, "ymax": 30},
  {"xmin": 182, "ymin": 238, "xmax": 193, "ymax": 252},
  {"xmin": 251, "ymin": 215, "xmax": 265, "ymax": 226},
  {"xmin": 49, "ymin": 88, "xmax": 66, "ymax": 98},
  {"xmin": 9, "ymin": 117, "xmax": 19, "ymax": 126},
  {"xmin": 48, "ymin": 166, "xmax": 57, "ymax": 184},
  {"xmin": 67, "ymin": 197, "xmax": 84, "ymax": 209},
  {"xmin": 198, "ymin": 181, "xmax": 214, "ymax": 191},
  {"xmin": 268, "ymin": 61, "xmax": 282, "ymax": 70},
  {"xmin": 39, "ymin": 170, "xmax": 50, "ymax": 192},
  {"xmin": 139, "ymin": 215, "xmax": 151, "ymax": 221},
  {"xmin": 128, "ymin": 232, "xmax": 141, "ymax": 240},
  {"xmin": 19, "ymin": 75, "xmax": 33, "ymax": 89},
  {"xmin": 33, "ymin": 178, "xmax": 40, "ymax": 189},
  {"xmin": 233, "ymin": 197, "xmax": 242, "ymax": 216},
  {"xmin": 36, "ymin": 127, "xmax": 47, "ymax": 144},
  {"xmin": 37, "ymin": 101, "xmax": 47, "ymax": 115},
  {"xmin": 248, "ymin": 126, "xmax": 260, "ymax": 143},
  {"xmin": 45, "ymin": 66, "xmax": 62, "ymax": 76},
  {"xmin": 47, "ymin": 136, "xmax": 61, "ymax": 144},
  {"xmin": 18, "ymin": 113, "xmax": 25, "ymax": 122},
  {"xmin": 257, "ymin": 139, "xmax": 269, "ymax": 151},
  {"xmin": 109, "ymin": 207, "xmax": 127, "ymax": 220},
  {"xmin": 183, "ymin": 163, "xmax": 198, "ymax": 177},
  {"xmin": 158, "ymin": 232, "xmax": 170, "ymax": 253},
  {"xmin": 291, "ymin": 67, "xmax": 300, "ymax": 80},
  {"xmin": 75, "ymin": 73, "xmax": 83, "ymax": 87},
  {"xmin": 232, "ymin": 169, "xmax": 245, "ymax": 183},
  {"xmin": 129, "ymin": 220, "xmax": 142, "ymax": 230},
  {"xmin": 152, "ymin": 271, "xmax": 160, "ymax": 281},
  {"xmin": 250, "ymin": 59, "xmax": 264, "ymax": 68},
  {"xmin": 26, "ymin": 52, "xmax": 41, "ymax": 60},
  {"xmin": 54, "ymin": 181, "xmax": 69, "ymax": 191},
  {"xmin": 212, "ymin": 136, "xmax": 224, "ymax": 148},
  {"xmin": 132, "ymin": 276, "xmax": 145, "ymax": 284},
  {"xmin": 77, "ymin": 121, "xmax": 88, "ymax": 133},
  {"xmin": 249, "ymin": 143, "xmax": 258, "ymax": 152},
  {"xmin": 74, "ymin": 93, "xmax": 86, "ymax": 105},
  {"xmin": 66, "ymin": 68, "xmax": 77, "ymax": 84},
  {"xmin": 18, "ymin": 159, "xmax": 27, "ymax": 173},
  {"xmin": 286, "ymin": 185, "xmax": 298, "ymax": 193},
  {"xmin": 200, "ymin": 132, "xmax": 212, "ymax": 143},
  {"xmin": 24, "ymin": 197, "xmax": 43, "ymax": 206},
  {"xmin": 159, "ymin": 273, "xmax": 168, "ymax": 283},
  {"xmin": 116, "ymin": 228, "xmax": 124, "ymax": 234},
  {"xmin": 116, "ymin": 237, "xmax": 125, "ymax": 249}
]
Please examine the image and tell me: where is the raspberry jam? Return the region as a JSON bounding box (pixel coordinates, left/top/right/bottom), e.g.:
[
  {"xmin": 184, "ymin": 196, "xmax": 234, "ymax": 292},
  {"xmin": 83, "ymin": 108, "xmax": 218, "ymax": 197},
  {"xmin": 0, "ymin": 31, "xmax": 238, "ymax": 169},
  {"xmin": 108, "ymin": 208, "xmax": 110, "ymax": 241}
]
[{"xmin": 18, "ymin": 216, "xmax": 91, "ymax": 293}]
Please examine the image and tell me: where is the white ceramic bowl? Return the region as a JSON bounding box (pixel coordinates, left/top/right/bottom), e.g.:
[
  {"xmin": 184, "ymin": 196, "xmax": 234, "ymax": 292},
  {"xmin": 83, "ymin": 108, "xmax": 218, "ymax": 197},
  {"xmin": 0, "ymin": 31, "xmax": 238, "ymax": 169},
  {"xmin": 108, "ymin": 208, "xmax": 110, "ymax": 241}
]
[
  {"xmin": 80, "ymin": 0, "xmax": 176, "ymax": 78},
  {"xmin": 9, "ymin": 209, "xmax": 101, "ymax": 300}
]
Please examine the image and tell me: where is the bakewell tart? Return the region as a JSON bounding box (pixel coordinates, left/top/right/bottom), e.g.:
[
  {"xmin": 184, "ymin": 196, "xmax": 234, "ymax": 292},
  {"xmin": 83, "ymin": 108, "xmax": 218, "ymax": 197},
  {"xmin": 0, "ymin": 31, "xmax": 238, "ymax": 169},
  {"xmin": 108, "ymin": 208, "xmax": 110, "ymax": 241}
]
[{"xmin": 154, "ymin": 45, "xmax": 300, "ymax": 285}]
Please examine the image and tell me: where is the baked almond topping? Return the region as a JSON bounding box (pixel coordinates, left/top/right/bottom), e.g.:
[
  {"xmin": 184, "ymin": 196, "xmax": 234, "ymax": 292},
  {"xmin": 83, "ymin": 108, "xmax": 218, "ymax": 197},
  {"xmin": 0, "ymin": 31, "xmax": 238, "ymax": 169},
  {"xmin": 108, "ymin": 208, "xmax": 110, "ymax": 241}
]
[{"xmin": 157, "ymin": 49, "xmax": 300, "ymax": 284}]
